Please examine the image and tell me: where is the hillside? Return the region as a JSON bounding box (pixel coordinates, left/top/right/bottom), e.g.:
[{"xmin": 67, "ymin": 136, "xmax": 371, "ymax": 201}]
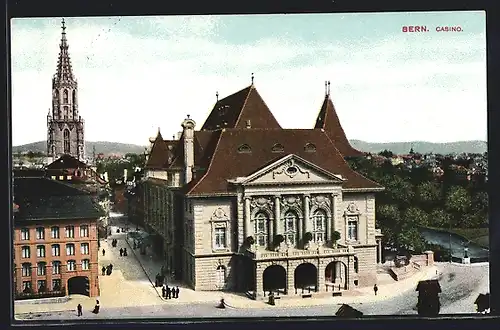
[
  {"xmin": 12, "ymin": 141, "xmax": 146, "ymax": 156},
  {"xmin": 12, "ymin": 139, "xmax": 487, "ymax": 156}
]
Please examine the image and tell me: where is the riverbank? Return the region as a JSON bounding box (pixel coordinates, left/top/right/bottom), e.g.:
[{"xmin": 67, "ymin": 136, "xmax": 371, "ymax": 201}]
[{"xmin": 425, "ymin": 226, "xmax": 489, "ymax": 248}]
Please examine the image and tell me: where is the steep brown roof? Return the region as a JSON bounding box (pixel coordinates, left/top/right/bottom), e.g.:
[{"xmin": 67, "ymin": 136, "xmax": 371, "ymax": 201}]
[
  {"xmin": 314, "ymin": 95, "xmax": 364, "ymax": 158},
  {"xmin": 46, "ymin": 154, "xmax": 88, "ymax": 170},
  {"xmin": 145, "ymin": 131, "xmax": 170, "ymax": 169},
  {"xmin": 186, "ymin": 128, "xmax": 383, "ymax": 196},
  {"xmin": 201, "ymin": 85, "xmax": 281, "ymax": 131},
  {"xmin": 169, "ymin": 130, "xmax": 221, "ymax": 171}
]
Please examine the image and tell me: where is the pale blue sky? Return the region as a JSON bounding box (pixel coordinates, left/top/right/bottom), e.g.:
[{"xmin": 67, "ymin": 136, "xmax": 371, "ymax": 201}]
[{"xmin": 11, "ymin": 12, "xmax": 486, "ymax": 146}]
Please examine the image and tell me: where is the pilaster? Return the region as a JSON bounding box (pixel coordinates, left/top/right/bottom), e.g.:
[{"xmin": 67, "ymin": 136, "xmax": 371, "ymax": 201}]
[{"xmin": 244, "ymin": 197, "xmax": 251, "ymax": 239}]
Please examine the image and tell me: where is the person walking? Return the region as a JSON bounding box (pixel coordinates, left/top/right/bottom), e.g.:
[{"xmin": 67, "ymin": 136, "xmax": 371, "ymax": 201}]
[
  {"xmin": 162, "ymin": 285, "xmax": 166, "ymax": 298},
  {"xmin": 102, "ymin": 249, "xmax": 106, "ymax": 256},
  {"xmin": 77, "ymin": 303, "xmax": 82, "ymax": 317},
  {"xmin": 119, "ymin": 248, "xmax": 124, "ymax": 257},
  {"xmin": 101, "ymin": 266, "xmax": 106, "ymax": 276},
  {"xmin": 123, "ymin": 248, "xmax": 128, "ymax": 256},
  {"xmin": 166, "ymin": 286, "xmax": 171, "ymax": 299},
  {"xmin": 373, "ymin": 284, "xmax": 378, "ymax": 296},
  {"xmin": 92, "ymin": 300, "xmax": 100, "ymax": 314}
]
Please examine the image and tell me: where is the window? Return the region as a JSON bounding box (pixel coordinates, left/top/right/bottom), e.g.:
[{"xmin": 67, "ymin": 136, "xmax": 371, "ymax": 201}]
[
  {"xmin": 63, "ymin": 89, "xmax": 69, "ymax": 103},
  {"xmin": 80, "ymin": 225, "xmax": 89, "ymax": 237},
  {"xmin": 237, "ymin": 144, "xmax": 252, "ymax": 153},
  {"xmin": 36, "ymin": 227, "xmax": 45, "ymax": 240},
  {"xmin": 67, "ymin": 260, "xmax": 76, "ymax": 271},
  {"xmin": 52, "ymin": 279, "xmax": 62, "ymax": 291},
  {"xmin": 253, "ymin": 212, "xmax": 269, "ymax": 247},
  {"xmin": 354, "ymin": 256, "xmax": 359, "ymax": 273},
  {"xmin": 51, "ymin": 244, "xmax": 60, "ymax": 257},
  {"xmin": 214, "ymin": 227, "xmax": 227, "ymax": 249},
  {"xmin": 215, "ymin": 265, "xmax": 226, "ymax": 288},
  {"xmin": 21, "ymin": 246, "xmax": 30, "ymax": 258},
  {"xmin": 312, "ymin": 210, "xmax": 327, "ymax": 244},
  {"xmin": 51, "ymin": 226, "xmax": 60, "ymax": 239},
  {"xmin": 37, "ymin": 262, "xmax": 46, "ymax": 276},
  {"xmin": 283, "ymin": 211, "xmax": 298, "ymax": 247},
  {"xmin": 80, "ymin": 243, "xmax": 89, "ymax": 255},
  {"xmin": 82, "ymin": 259, "xmax": 90, "ymax": 270},
  {"xmin": 66, "ymin": 244, "xmax": 75, "ymax": 256},
  {"xmin": 22, "ymin": 281, "xmax": 32, "ymax": 293},
  {"xmin": 347, "ymin": 217, "xmax": 358, "ymax": 241},
  {"xmin": 52, "ymin": 261, "xmax": 61, "ymax": 274},
  {"xmin": 22, "ymin": 263, "xmax": 31, "ymax": 277},
  {"xmin": 304, "ymin": 143, "xmax": 317, "ymax": 153},
  {"xmin": 38, "ymin": 280, "xmax": 47, "ymax": 292},
  {"xmin": 63, "ymin": 129, "xmax": 70, "ymax": 154},
  {"xmin": 65, "ymin": 226, "xmax": 74, "ymax": 238},
  {"xmin": 271, "ymin": 143, "xmax": 285, "ymax": 153},
  {"xmin": 20, "ymin": 228, "xmax": 30, "ymax": 240},
  {"xmin": 36, "ymin": 245, "xmax": 46, "ymax": 258}
]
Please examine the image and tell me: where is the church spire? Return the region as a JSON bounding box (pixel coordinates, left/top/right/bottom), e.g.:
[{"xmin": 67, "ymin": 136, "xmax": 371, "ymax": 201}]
[{"xmin": 54, "ymin": 18, "xmax": 75, "ymax": 84}]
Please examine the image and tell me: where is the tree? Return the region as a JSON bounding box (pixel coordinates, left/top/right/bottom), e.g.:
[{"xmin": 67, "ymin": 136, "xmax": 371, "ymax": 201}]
[
  {"xmin": 396, "ymin": 226, "xmax": 426, "ymax": 253},
  {"xmin": 445, "ymin": 186, "xmax": 472, "ymax": 215},
  {"xmin": 332, "ymin": 231, "xmax": 341, "ymax": 247},
  {"xmin": 404, "ymin": 207, "xmax": 429, "ymax": 227},
  {"xmin": 378, "ymin": 149, "xmax": 394, "ymax": 158},
  {"xmin": 429, "ymin": 209, "xmax": 452, "ymax": 228},
  {"xmin": 416, "ymin": 182, "xmax": 441, "ymax": 209},
  {"xmin": 381, "ymin": 176, "xmax": 415, "ymax": 206}
]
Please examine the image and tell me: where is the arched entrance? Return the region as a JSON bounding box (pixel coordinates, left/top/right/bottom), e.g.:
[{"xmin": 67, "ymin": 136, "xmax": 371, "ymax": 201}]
[
  {"xmin": 294, "ymin": 263, "xmax": 318, "ymax": 294},
  {"xmin": 68, "ymin": 276, "xmax": 90, "ymax": 296},
  {"xmin": 325, "ymin": 261, "xmax": 348, "ymax": 291},
  {"xmin": 263, "ymin": 265, "xmax": 286, "ymax": 295}
]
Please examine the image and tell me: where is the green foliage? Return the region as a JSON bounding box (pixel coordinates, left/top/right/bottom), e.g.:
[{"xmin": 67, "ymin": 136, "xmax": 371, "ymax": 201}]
[
  {"xmin": 445, "ymin": 186, "xmax": 472, "ymax": 215},
  {"xmin": 332, "ymin": 231, "xmax": 341, "ymax": 242}
]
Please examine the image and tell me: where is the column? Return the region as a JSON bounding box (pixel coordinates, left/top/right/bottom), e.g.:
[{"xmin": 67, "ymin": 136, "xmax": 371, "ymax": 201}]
[
  {"xmin": 377, "ymin": 239, "xmax": 382, "ymax": 264},
  {"xmin": 330, "ymin": 193, "xmax": 336, "ymax": 244},
  {"xmin": 303, "ymin": 195, "xmax": 310, "ymax": 233},
  {"xmin": 274, "ymin": 196, "xmax": 280, "ymax": 236},
  {"xmin": 335, "ymin": 262, "xmax": 342, "ymax": 283},
  {"xmin": 244, "ymin": 197, "xmax": 251, "ymax": 239}
]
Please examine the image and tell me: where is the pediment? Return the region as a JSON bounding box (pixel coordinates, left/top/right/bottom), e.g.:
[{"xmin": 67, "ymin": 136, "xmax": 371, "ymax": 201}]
[{"xmin": 230, "ymin": 154, "xmax": 345, "ymax": 185}]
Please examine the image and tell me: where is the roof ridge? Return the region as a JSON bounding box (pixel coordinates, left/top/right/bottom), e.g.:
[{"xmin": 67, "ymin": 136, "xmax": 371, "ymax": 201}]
[
  {"xmin": 186, "ymin": 130, "xmax": 225, "ymax": 195},
  {"xmin": 233, "ymin": 85, "xmax": 253, "ymax": 127}
]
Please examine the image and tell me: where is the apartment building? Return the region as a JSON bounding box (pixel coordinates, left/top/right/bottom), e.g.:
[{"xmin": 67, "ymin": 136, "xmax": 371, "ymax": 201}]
[{"xmin": 13, "ymin": 177, "xmax": 104, "ymax": 299}]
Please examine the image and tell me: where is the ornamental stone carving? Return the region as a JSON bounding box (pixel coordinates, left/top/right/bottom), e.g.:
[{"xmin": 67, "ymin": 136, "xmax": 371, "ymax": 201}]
[
  {"xmin": 281, "ymin": 195, "xmax": 300, "ymax": 208},
  {"xmin": 345, "ymin": 202, "xmax": 361, "ymax": 216},
  {"xmin": 272, "ymin": 159, "xmax": 310, "ymax": 179},
  {"xmin": 312, "ymin": 195, "xmax": 330, "ymax": 208},
  {"xmin": 211, "ymin": 207, "xmax": 229, "ymax": 221},
  {"xmin": 251, "ymin": 197, "xmax": 273, "ymax": 209}
]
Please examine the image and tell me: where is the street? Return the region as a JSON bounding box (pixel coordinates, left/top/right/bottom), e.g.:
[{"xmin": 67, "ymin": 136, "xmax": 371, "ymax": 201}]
[{"xmin": 16, "ymin": 261, "xmax": 489, "ymax": 320}]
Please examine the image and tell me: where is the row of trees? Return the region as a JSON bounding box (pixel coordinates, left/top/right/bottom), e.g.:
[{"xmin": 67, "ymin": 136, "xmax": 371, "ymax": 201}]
[
  {"xmin": 348, "ymin": 155, "xmax": 488, "ymax": 253},
  {"xmin": 97, "ymin": 153, "xmax": 145, "ymax": 185}
]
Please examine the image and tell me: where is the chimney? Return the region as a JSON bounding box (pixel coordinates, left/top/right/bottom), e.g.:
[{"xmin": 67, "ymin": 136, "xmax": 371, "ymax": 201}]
[
  {"xmin": 246, "ymin": 120, "xmax": 251, "ymax": 129},
  {"xmin": 181, "ymin": 115, "xmax": 196, "ymax": 184}
]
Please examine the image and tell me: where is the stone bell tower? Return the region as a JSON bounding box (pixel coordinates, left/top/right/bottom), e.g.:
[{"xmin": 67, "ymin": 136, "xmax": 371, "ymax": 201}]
[{"xmin": 47, "ymin": 18, "xmax": 85, "ymax": 163}]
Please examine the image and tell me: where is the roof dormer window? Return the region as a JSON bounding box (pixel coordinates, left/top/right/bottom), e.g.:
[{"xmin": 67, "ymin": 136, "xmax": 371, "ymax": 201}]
[
  {"xmin": 304, "ymin": 143, "xmax": 317, "ymax": 153},
  {"xmin": 272, "ymin": 143, "xmax": 284, "ymax": 153},
  {"xmin": 237, "ymin": 144, "xmax": 252, "ymax": 153}
]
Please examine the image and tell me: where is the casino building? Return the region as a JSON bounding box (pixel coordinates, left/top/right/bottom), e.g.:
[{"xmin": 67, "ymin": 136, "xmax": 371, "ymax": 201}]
[{"xmin": 138, "ymin": 80, "xmax": 385, "ymax": 299}]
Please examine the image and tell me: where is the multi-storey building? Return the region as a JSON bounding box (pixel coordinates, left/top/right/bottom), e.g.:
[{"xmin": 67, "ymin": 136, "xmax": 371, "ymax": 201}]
[
  {"xmin": 140, "ymin": 80, "xmax": 385, "ymax": 299},
  {"xmin": 13, "ymin": 177, "xmax": 104, "ymax": 299}
]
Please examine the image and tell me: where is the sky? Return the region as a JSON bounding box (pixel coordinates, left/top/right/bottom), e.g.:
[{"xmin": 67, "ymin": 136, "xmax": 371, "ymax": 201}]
[{"xmin": 10, "ymin": 11, "xmax": 486, "ymax": 146}]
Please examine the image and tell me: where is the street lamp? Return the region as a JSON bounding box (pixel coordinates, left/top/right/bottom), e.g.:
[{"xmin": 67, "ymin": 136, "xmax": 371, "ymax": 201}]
[{"xmin": 448, "ymin": 217, "xmax": 452, "ymax": 263}]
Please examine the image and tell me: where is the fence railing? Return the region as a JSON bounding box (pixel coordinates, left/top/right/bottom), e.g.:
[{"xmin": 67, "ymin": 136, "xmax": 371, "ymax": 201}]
[{"xmin": 14, "ymin": 287, "xmax": 66, "ymax": 301}]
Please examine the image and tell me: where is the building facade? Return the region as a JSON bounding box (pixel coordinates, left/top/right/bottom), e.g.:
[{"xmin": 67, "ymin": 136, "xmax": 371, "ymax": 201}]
[
  {"xmin": 140, "ymin": 81, "xmax": 384, "ymax": 299},
  {"xmin": 47, "ymin": 19, "xmax": 85, "ymax": 163},
  {"xmin": 13, "ymin": 177, "xmax": 103, "ymax": 299}
]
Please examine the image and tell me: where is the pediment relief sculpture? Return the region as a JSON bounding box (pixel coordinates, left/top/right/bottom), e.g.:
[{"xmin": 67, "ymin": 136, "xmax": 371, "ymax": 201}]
[
  {"xmin": 210, "ymin": 207, "xmax": 229, "ymax": 221},
  {"xmin": 272, "ymin": 159, "xmax": 311, "ymax": 179},
  {"xmin": 344, "ymin": 202, "xmax": 361, "ymax": 216}
]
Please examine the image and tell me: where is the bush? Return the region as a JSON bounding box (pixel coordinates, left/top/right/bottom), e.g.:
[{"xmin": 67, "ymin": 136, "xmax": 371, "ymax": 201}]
[
  {"xmin": 245, "ymin": 236, "xmax": 255, "ymax": 246},
  {"xmin": 274, "ymin": 234, "xmax": 284, "ymax": 245},
  {"xmin": 304, "ymin": 232, "xmax": 313, "ymax": 243}
]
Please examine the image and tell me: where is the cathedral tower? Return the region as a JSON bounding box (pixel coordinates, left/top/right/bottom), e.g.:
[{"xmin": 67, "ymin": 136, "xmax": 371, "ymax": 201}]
[{"xmin": 47, "ymin": 19, "xmax": 85, "ymax": 162}]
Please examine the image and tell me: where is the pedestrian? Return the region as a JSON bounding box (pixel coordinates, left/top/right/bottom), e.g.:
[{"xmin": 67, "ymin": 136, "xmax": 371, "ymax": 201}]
[
  {"xmin": 109, "ymin": 263, "xmax": 113, "ymax": 270},
  {"xmin": 92, "ymin": 300, "xmax": 100, "ymax": 314},
  {"xmin": 77, "ymin": 303, "xmax": 82, "ymax": 316},
  {"xmin": 175, "ymin": 286, "xmax": 180, "ymax": 299},
  {"xmin": 133, "ymin": 241, "xmax": 137, "ymax": 249},
  {"xmin": 123, "ymin": 248, "xmax": 128, "ymax": 256},
  {"xmin": 166, "ymin": 286, "xmax": 171, "ymax": 299},
  {"xmin": 162, "ymin": 285, "xmax": 166, "ymax": 298},
  {"xmin": 374, "ymin": 284, "xmax": 378, "ymax": 296},
  {"xmin": 101, "ymin": 266, "xmax": 106, "ymax": 276},
  {"xmin": 119, "ymin": 248, "xmax": 124, "ymax": 256},
  {"xmin": 102, "ymin": 249, "xmax": 105, "ymax": 256}
]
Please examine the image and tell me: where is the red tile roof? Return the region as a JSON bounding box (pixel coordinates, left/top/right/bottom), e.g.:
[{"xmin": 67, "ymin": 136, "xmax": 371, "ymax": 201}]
[
  {"xmin": 201, "ymin": 85, "xmax": 281, "ymax": 130},
  {"xmin": 185, "ymin": 128, "xmax": 382, "ymax": 196},
  {"xmin": 314, "ymin": 96, "xmax": 364, "ymax": 158}
]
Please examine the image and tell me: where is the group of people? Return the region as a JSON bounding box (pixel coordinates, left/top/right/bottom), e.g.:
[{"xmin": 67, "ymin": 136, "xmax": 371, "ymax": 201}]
[
  {"xmin": 162, "ymin": 284, "xmax": 180, "ymax": 299},
  {"xmin": 76, "ymin": 300, "xmax": 100, "ymax": 317},
  {"xmin": 101, "ymin": 264, "xmax": 113, "ymax": 276}
]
